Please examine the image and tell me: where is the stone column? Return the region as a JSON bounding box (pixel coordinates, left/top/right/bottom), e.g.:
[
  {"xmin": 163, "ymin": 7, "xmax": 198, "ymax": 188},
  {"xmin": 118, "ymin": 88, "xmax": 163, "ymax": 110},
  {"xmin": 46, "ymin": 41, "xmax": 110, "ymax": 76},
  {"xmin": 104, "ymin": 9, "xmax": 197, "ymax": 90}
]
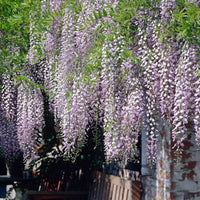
[
  {"xmin": 155, "ymin": 120, "xmax": 171, "ymax": 200},
  {"xmin": 141, "ymin": 127, "xmax": 156, "ymax": 200}
]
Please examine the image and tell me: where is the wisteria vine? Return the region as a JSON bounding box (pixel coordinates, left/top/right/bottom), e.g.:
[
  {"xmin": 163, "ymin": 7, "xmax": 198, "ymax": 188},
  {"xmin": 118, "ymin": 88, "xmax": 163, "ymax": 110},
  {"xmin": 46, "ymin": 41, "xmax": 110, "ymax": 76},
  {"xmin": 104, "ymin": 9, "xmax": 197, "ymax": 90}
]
[{"xmin": 0, "ymin": 0, "xmax": 199, "ymax": 165}]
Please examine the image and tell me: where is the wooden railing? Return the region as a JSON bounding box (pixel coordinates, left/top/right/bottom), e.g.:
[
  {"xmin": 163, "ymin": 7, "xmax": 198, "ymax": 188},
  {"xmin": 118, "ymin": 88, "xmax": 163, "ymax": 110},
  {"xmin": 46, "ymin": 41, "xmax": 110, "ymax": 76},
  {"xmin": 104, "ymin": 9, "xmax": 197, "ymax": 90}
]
[{"xmin": 88, "ymin": 171, "xmax": 141, "ymax": 200}]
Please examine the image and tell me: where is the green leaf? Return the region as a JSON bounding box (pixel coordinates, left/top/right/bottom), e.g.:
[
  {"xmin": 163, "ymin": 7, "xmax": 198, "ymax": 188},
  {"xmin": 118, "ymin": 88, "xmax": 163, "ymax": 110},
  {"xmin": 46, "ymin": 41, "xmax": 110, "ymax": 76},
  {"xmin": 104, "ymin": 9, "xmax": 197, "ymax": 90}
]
[
  {"xmin": 89, "ymin": 14, "xmax": 95, "ymax": 22},
  {"xmin": 86, "ymin": 19, "xmax": 91, "ymax": 25},
  {"xmin": 21, "ymin": 2, "xmax": 30, "ymax": 8},
  {"xmin": 98, "ymin": 10, "xmax": 103, "ymax": 18},
  {"xmin": 103, "ymin": 9, "xmax": 107, "ymax": 17},
  {"xmin": 93, "ymin": 11, "xmax": 98, "ymax": 20},
  {"xmin": 79, "ymin": 26, "xmax": 87, "ymax": 31},
  {"xmin": 109, "ymin": 9, "xmax": 114, "ymax": 17},
  {"xmin": 99, "ymin": 33, "xmax": 105, "ymax": 42}
]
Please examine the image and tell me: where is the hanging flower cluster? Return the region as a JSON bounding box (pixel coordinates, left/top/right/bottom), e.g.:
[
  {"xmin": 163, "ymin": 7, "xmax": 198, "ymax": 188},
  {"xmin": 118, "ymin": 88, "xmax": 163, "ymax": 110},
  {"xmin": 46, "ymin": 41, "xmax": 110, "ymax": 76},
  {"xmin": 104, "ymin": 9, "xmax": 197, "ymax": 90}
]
[
  {"xmin": 17, "ymin": 82, "xmax": 44, "ymax": 160},
  {"xmin": 0, "ymin": 72, "xmax": 44, "ymax": 161},
  {"xmin": 0, "ymin": 117, "xmax": 20, "ymax": 162},
  {"xmin": 194, "ymin": 76, "xmax": 200, "ymax": 144},
  {"xmin": 38, "ymin": 0, "xmax": 199, "ymax": 163},
  {"xmin": 100, "ymin": 34, "xmax": 144, "ymax": 161},
  {"xmin": 1, "ymin": 74, "xmax": 17, "ymax": 121},
  {"xmin": 101, "ymin": 36, "xmax": 126, "ymax": 160},
  {"xmin": 134, "ymin": 0, "xmax": 199, "ymax": 158},
  {"xmin": 136, "ymin": 20, "xmax": 161, "ymax": 163},
  {"xmin": 120, "ymin": 60, "xmax": 144, "ymax": 160},
  {"xmin": 1, "ymin": 0, "xmax": 199, "ymax": 165},
  {"xmin": 172, "ymin": 44, "xmax": 198, "ymax": 150},
  {"xmin": 0, "ymin": 74, "xmax": 21, "ymax": 162},
  {"xmin": 41, "ymin": 0, "xmax": 112, "ymax": 158}
]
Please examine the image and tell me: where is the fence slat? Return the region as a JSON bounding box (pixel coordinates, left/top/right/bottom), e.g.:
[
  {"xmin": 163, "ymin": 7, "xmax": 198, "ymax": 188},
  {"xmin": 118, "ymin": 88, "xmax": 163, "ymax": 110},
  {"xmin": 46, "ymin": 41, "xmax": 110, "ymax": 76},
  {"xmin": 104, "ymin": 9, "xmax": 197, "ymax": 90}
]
[
  {"xmin": 108, "ymin": 182, "xmax": 114, "ymax": 200},
  {"xmin": 89, "ymin": 171, "xmax": 141, "ymax": 200}
]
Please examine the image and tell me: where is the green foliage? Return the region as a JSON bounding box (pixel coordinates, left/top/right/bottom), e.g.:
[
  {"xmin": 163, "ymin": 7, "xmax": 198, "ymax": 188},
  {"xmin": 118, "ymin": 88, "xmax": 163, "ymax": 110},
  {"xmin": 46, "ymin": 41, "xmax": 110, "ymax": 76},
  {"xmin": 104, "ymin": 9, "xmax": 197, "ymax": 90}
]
[
  {"xmin": 165, "ymin": 0, "xmax": 200, "ymax": 44},
  {"xmin": 0, "ymin": 0, "xmax": 65, "ymax": 75},
  {"xmin": 80, "ymin": 0, "xmax": 200, "ymax": 78},
  {"xmin": 79, "ymin": 0, "xmax": 145, "ymax": 80},
  {"xmin": 0, "ymin": 0, "xmax": 42, "ymax": 71},
  {"xmin": 1, "ymin": 0, "xmax": 199, "ymax": 82}
]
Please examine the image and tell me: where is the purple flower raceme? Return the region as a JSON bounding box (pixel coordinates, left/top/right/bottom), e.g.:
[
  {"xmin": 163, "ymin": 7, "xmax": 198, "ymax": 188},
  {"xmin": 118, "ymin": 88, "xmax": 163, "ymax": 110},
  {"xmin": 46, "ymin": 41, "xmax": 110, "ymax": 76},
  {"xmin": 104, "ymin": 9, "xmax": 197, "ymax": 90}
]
[
  {"xmin": 121, "ymin": 75, "xmax": 144, "ymax": 159},
  {"xmin": 135, "ymin": 19, "xmax": 161, "ymax": 164},
  {"xmin": 1, "ymin": 74, "xmax": 17, "ymax": 122},
  {"xmin": 17, "ymin": 82, "xmax": 44, "ymax": 160},
  {"xmin": 194, "ymin": 77, "xmax": 200, "ymax": 144},
  {"xmin": 42, "ymin": 0, "xmax": 109, "ymax": 159},
  {"xmin": 2, "ymin": 0, "xmax": 199, "ymax": 165},
  {"xmin": 61, "ymin": 75, "xmax": 89, "ymax": 158},
  {"xmin": 172, "ymin": 43, "xmax": 198, "ymax": 152},
  {"xmin": 159, "ymin": 40, "xmax": 179, "ymax": 120},
  {"xmin": 101, "ymin": 36, "xmax": 124, "ymax": 160},
  {"xmin": 0, "ymin": 74, "xmax": 21, "ymax": 162},
  {"xmin": 0, "ymin": 118, "xmax": 21, "ymax": 163},
  {"xmin": 38, "ymin": 0, "xmax": 200, "ymax": 165}
]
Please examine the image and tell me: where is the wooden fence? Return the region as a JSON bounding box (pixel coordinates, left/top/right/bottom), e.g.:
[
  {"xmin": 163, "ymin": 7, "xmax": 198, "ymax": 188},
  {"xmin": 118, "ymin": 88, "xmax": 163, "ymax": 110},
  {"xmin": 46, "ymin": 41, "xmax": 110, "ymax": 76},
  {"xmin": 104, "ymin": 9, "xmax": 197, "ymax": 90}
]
[
  {"xmin": 88, "ymin": 171, "xmax": 141, "ymax": 200},
  {"xmin": 26, "ymin": 170, "xmax": 141, "ymax": 200}
]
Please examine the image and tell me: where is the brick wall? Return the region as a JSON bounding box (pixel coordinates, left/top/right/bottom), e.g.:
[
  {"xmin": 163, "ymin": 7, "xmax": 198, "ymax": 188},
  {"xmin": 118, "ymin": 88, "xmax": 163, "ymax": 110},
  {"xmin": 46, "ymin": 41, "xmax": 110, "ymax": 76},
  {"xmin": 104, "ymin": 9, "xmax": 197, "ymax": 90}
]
[
  {"xmin": 141, "ymin": 175, "xmax": 156, "ymax": 200},
  {"xmin": 171, "ymin": 130, "xmax": 200, "ymax": 200},
  {"xmin": 141, "ymin": 121, "xmax": 200, "ymax": 200}
]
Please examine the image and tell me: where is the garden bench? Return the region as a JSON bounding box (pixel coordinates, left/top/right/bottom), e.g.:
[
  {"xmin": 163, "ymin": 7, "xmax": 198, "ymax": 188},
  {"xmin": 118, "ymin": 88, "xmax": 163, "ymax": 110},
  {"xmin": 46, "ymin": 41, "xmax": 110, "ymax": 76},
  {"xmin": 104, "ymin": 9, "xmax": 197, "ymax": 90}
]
[{"xmin": 88, "ymin": 171, "xmax": 141, "ymax": 200}]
